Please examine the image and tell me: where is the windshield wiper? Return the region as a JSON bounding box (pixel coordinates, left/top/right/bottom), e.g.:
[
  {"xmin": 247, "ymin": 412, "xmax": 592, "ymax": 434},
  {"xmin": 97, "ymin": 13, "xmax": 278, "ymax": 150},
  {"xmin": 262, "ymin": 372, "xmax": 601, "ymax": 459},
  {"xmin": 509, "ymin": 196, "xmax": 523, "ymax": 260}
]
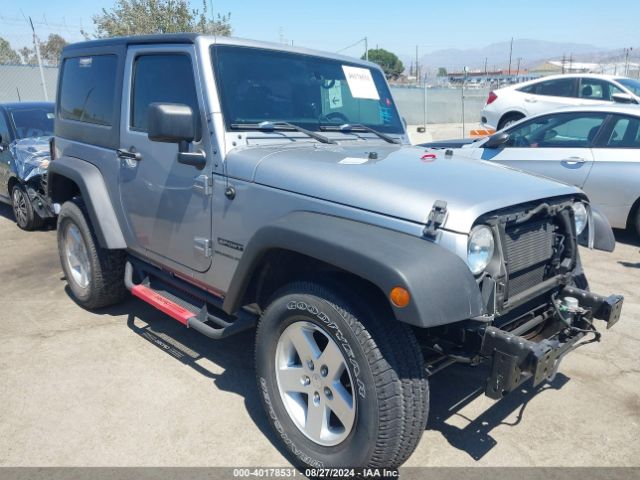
[
  {"xmin": 230, "ymin": 121, "xmax": 336, "ymax": 144},
  {"xmin": 320, "ymin": 123, "xmax": 401, "ymax": 144}
]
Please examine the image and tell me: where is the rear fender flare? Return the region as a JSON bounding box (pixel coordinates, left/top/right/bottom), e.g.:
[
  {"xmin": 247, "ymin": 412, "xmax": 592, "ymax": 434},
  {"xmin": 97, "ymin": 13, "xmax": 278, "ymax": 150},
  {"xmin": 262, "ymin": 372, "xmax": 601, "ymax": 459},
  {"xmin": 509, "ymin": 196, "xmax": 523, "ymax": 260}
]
[{"xmin": 48, "ymin": 155, "xmax": 126, "ymax": 249}]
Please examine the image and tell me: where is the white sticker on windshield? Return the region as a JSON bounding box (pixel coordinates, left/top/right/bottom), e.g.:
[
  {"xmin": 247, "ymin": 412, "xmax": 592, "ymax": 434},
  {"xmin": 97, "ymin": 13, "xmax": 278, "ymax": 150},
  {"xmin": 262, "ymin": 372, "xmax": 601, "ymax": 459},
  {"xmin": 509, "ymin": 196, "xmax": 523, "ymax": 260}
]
[
  {"xmin": 342, "ymin": 65, "xmax": 380, "ymax": 100},
  {"xmin": 328, "ymin": 80, "xmax": 343, "ymax": 109}
]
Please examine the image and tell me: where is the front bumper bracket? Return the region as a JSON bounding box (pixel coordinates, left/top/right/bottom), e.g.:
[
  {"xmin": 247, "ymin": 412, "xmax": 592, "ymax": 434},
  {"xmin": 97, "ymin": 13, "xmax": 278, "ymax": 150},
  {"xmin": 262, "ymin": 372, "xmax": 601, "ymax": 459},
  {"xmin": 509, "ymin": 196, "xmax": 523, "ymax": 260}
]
[{"xmin": 481, "ymin": 286, "xmax": 624, "ymax": 400}]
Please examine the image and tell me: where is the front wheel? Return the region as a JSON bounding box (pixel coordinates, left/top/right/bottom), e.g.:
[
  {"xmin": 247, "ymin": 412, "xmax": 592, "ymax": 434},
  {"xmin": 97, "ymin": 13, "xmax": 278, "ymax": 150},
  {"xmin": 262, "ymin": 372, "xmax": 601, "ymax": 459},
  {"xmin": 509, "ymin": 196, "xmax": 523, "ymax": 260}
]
[
  {"xmin": 11, "ymin": 184, "xmax": 43, "ymax": 231},
  {"xmin": 255, "ymin": 281, "xmax": 428, "ymax": 468}
]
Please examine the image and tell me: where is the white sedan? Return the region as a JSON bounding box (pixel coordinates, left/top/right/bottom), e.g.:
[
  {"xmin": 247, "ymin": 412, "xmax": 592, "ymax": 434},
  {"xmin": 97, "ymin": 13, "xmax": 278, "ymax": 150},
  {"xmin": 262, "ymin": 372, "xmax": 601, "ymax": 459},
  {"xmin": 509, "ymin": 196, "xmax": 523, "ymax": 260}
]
[
  {"xmin": 422, "ymin": 105, "xmax": 640, "ymax": 237},
  {"xmin": 481, "ymin": 73, "xmax": 640, "ymax": 130}
]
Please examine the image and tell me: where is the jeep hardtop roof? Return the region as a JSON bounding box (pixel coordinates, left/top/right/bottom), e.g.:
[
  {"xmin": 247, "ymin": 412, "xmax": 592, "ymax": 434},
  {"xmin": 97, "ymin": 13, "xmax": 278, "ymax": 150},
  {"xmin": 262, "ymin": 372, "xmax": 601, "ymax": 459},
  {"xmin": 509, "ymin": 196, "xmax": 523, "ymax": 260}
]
[
  {"xmin": 62, "ymin": 33, "xmax": 200, "ymax": 52},
  {"xmin": 61, "ymin": 34, "xmax": 378, "ymax": 69}
]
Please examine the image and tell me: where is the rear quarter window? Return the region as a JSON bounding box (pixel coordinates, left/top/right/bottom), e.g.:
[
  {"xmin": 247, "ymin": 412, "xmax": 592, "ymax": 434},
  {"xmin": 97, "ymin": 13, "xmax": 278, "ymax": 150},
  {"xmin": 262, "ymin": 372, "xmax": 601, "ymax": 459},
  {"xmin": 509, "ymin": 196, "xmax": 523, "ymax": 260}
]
[
  {"xmin": 59, "ymin": 55, "xmax": 117, "ymax": 126},
  {"xmin": 517, "ymin": 84, "xmax": 537, "ymax": 94}
]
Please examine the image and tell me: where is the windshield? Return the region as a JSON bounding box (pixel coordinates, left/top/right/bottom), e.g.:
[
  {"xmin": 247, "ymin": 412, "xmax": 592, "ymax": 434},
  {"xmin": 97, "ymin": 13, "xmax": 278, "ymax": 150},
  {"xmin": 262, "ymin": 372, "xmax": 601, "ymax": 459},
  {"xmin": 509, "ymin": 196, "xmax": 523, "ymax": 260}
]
[
  {"xmin": 617, "ymin": 78, "xmax": 640, "ymax": 96},
  {"xmin": 212, "ymin": 45, "xmax": 404, "ymax": 134},
  {"xmin": 9, "ymin": 106, "xmax": 54, "ymax": 139}
]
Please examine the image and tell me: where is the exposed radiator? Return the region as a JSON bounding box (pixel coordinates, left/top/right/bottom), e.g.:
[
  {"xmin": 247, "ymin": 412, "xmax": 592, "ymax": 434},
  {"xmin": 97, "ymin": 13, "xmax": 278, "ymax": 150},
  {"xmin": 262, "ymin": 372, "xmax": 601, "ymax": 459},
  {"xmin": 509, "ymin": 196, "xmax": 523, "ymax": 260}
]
[{"xmin": 504, "ymin": 218, "xmax": 555, "ymax": 298}]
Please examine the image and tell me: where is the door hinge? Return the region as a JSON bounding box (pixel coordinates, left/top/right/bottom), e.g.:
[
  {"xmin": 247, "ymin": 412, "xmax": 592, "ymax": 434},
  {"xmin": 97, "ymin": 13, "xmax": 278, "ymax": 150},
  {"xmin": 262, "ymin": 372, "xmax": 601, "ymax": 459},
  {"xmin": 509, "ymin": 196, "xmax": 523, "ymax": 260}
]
[
  {"xmin": 423, "ymin": 200, "xmax": 448, "ymax": 239},
  {"xmin": 193, "ymin": 174, "xmax": 213, "ymax": 196},
  {"xmin": 194, "ymin": 237, "xmax": 213, "ymax": 258}
]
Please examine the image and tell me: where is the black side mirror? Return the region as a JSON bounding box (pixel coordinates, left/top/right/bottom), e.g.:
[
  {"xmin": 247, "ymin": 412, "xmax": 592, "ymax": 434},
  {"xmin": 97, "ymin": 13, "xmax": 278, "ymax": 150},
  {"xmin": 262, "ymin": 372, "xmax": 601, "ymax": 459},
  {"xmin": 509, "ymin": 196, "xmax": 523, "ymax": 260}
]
[
  {"xmin": 148, "ymin": 103, "xmax": 197, "ymax": 143},
  {"xmin": 611, "ymin": 93, "xmax": 638, "ymax": 104},
  {"xmin": 147, "ymin": 103, "xmax": 205, "ymax": 169},
  {"xmin": 484, "ymin": 131, "xmax": 510, "ymax": 149}
]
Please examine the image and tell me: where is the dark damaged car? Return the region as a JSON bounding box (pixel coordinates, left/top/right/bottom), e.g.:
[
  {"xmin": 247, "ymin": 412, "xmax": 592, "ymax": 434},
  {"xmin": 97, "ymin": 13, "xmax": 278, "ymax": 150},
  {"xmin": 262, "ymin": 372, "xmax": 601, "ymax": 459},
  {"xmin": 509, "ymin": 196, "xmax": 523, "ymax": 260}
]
[{"xmin": 0, "ymin": 102, "xmax": 55, "ymax": 230}]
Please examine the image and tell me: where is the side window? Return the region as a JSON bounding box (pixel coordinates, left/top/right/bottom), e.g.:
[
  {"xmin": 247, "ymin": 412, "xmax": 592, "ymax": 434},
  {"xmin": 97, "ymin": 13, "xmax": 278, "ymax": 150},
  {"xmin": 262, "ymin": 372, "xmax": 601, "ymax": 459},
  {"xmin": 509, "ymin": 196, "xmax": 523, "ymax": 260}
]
[
  {"xmin": 517, "ymin": 84, "xmax": 537, "ymax": 94},
  {"xmin": 59, "ymin": 55, "xmax": 117, "ymax": 126},
  {"xmin": 0, "ymin": 113, "xmax": 10, "ymax": 145},
  {"xmin": 131, "ymin": 54, "xmax": 199, "ymax": 134},
  {"xmin": 605, "ymin": 115, "xmax": 640, "ymax": 148},
  {"xmin": 579, "ymin": 78, "xmax": 622, "ymax": 101},
  {"xmin": 536, "ymin": 78, "xmax": 577, "ymax": 98},
  {"xmin": 505, "ymin": 113, "xmax": 606, "ymax": 148}
]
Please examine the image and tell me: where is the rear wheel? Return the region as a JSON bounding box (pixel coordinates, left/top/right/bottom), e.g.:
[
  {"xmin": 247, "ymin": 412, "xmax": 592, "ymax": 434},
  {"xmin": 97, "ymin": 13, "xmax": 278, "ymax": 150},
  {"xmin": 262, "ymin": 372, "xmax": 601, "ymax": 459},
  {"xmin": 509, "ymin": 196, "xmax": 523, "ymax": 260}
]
[
  {"xmin": 11, "ymin": 184, "xmax": 44, "ymax": 231},
  {"xmin": 255, "ymin": 281, "xmax": 429, "ymax": 468},
  {"xmin": 57, "ymin": 199, "xmax": 127, "ymax": 309},
  {"xmin": 498, "ymin": 112, "xmax": 524, "ymax": 130}
]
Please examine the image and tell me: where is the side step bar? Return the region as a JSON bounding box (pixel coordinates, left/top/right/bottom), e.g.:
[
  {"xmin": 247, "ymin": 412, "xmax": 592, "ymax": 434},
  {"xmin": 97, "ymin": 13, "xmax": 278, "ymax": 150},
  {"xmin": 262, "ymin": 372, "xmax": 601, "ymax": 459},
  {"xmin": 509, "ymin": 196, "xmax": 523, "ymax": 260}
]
[{"xmin": 124, "ymin": 261, "xmax": 256, "ymax": 339}]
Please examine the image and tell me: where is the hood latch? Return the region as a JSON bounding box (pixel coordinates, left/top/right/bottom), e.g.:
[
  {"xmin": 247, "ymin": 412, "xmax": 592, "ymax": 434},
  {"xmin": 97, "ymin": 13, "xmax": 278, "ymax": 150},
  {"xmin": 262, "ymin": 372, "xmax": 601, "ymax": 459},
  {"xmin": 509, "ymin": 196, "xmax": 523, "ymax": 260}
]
[{"xmin": 424, "ymin": 200, "xmax": 448, "ymax": 239}]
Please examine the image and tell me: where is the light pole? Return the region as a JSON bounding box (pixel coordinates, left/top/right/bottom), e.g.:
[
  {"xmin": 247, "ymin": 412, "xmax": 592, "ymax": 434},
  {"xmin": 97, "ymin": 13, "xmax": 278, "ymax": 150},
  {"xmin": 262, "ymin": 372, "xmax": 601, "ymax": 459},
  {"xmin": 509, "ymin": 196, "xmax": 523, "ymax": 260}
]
[{"xmin": 29, "ymin": 17, "xmax": 48, "ymax": 101}]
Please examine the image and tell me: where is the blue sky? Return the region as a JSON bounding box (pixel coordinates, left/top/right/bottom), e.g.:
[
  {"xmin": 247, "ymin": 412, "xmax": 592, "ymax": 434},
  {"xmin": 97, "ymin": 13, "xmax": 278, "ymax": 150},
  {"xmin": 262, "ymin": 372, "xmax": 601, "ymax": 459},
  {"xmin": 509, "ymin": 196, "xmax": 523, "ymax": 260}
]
[{"xmin": 2, "ymin": 0, "xmax": 638, "ymax": 58}]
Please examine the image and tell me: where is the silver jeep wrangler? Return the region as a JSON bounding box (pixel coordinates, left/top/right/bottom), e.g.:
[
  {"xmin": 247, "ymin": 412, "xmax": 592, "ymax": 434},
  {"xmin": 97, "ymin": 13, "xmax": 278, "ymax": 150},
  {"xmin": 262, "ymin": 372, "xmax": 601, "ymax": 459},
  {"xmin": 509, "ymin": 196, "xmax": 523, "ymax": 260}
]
[{"xmin": 48, "ymin": 34, "xmax": 623, "ymax": 469}]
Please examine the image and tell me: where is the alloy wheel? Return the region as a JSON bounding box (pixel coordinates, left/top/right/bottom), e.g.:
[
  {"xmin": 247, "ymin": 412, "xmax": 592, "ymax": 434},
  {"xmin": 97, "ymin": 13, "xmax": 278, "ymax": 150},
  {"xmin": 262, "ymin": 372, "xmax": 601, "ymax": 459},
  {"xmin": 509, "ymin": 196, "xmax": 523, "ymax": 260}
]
[
  {"xmin": 12, "ymin": 187, "xmax": 28, "ymax": 228},
  {"xmin": 63, "ymin": 222, "xmax": 91, "ymax": 289},
  {"xmin": 275, "ymin": 321, "xmax": 356, "ymax": 446}
]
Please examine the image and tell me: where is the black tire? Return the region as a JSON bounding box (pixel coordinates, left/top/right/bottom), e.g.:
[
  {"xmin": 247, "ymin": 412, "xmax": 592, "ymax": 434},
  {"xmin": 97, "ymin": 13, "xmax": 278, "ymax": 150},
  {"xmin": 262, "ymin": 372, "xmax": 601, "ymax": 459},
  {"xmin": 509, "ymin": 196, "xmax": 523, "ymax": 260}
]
[
  {"xmin": 498, "ymin": 112, "xmax": 524, "ymax": 130},
  {"xmin": 255, "ymin": 281, "xmax": 429, "ymax": 468},
  {"xmin": 11, "ymin": 184, "xmax": 44, "ymax": 231},
  {"xmin": 633, "ymin": 208, "xmax": 640, "ymax": 240},
  {"xmin": 57, "ymin": 198, "xmax": 127, "ymax": 309}
]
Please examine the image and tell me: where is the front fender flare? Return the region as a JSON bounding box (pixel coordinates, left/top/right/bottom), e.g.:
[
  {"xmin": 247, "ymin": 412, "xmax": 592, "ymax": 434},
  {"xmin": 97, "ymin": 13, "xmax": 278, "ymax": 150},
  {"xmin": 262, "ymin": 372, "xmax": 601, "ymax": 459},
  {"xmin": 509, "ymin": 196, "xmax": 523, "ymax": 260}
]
[
  {"xmin": 223, "ymin": 212, "xmax": 483, "ymax": 328},
  {"xmin": 579, "ymin": 204, "xmax": 616, "ymax": 252},
  {"xmin": 48, "ymin": 156, "xmax": 126, "ymax": 249}
]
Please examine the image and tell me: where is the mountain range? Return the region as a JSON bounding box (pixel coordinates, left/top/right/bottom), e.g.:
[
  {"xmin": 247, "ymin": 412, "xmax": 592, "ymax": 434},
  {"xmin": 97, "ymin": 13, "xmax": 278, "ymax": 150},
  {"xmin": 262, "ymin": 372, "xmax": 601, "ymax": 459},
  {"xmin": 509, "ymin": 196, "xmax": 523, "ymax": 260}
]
[{"xmin": 405, "ymin": 39, "xmax": 639, "ymax": 73}]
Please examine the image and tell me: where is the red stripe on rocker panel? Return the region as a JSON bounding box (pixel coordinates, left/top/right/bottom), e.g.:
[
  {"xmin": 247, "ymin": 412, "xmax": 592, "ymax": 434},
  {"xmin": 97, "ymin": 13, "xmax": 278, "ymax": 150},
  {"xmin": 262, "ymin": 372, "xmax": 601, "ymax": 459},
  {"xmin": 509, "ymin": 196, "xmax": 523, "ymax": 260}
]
[{"xmin": 131, "ymin": 284, "xmax": 193, "ymax": 325}]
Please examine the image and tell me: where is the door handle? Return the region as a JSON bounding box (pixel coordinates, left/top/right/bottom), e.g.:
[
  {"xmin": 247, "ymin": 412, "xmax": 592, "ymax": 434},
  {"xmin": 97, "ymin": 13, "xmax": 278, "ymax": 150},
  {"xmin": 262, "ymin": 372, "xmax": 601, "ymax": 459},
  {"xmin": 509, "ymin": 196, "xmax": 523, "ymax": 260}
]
[
  {"xmin": 561, "ymin": 156, "xmax": 586, "ymax": 165},
  {"xmin": 525, "ymin": 97, "xmax": 537, "ymax": 103},
  {"xmin": 117, "ymin": 148, "xmax": 142, "ymax": 161}
]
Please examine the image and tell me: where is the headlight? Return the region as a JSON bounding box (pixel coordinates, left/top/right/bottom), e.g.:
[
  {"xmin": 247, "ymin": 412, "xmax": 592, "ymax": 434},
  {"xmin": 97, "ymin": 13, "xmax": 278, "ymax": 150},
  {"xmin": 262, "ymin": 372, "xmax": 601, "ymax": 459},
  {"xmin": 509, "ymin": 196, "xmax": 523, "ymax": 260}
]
[
  {"xmin": 467, "ymin": 225, "xmax": 495, "ymax": 275},
  {"xmin": 572, "ymin": 202, "xmax": 588, "ymax": 236}
]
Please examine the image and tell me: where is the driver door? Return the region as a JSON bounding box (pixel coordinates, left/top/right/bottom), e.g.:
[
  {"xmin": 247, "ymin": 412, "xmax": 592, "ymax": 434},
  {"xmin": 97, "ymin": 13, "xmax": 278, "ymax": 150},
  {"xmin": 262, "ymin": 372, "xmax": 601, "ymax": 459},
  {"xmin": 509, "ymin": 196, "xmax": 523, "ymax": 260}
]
[
  {"xmin": 477, "ymin": 112, "xmax": 606, "ymax": 188},
  {"xmin": 118, "ymin": 46, "xmax": 213, "ymax": 273}
]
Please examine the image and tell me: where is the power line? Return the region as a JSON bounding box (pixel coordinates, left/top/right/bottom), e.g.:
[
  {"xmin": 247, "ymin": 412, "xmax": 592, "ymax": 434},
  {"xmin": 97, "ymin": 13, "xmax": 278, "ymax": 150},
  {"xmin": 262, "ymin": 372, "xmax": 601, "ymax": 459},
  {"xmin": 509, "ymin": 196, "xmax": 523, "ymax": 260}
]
[{"xmin": 336, "ymin": 37, "xmax": 367, "ymax": 54}]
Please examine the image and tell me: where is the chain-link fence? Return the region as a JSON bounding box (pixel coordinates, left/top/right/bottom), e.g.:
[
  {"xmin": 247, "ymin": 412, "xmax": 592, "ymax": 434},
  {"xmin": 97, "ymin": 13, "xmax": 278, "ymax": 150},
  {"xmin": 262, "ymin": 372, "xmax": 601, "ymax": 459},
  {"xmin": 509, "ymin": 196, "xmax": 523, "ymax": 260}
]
[
  {"xmin": 0, "ymin": 63, "xmax": 489, "ymax": 125},
  {"xmin": 390, "ymin": 85, "xmax": 489, "ymax": 125},
  {"xmin": 0, "ymin": 63, "xmax": 58, "ymax": 102}
]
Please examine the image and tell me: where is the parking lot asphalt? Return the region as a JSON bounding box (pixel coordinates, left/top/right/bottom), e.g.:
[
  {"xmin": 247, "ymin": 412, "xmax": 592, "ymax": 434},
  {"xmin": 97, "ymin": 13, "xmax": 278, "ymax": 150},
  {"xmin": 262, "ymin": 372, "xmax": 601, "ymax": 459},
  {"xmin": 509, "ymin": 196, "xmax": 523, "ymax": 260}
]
[{"xmin": 0, "ymin": 201, "xmax": 639, "ymax": 467}]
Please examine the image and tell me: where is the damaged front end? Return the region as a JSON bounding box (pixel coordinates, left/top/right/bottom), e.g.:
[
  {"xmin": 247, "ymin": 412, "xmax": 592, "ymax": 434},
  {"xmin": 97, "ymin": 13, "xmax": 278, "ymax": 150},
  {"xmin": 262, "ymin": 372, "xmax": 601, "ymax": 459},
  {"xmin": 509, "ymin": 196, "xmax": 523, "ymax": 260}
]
[
  {"xmin": 422, "ymin": 196, "xmax": 624, "ymax": 399},
  {"xmin": 481, "ymin": 285, "xmax": 623, "ymax": 399},
  {"xmin": 10, "ymin": 137, "xmax": 55, "ymax": 220}
]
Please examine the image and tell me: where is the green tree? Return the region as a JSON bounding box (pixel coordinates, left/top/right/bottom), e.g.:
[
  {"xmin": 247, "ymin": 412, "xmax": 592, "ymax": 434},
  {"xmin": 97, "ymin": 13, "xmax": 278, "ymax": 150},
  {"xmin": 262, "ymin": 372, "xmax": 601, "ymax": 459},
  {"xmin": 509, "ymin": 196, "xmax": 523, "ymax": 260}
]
[
  {"xmin": 0, "ymin": 37, "xmax": 21, "ymax": 65},
  {"xmin": 92, "ymin": 0, "xmax": 231, "ymax": 38},
  {"xmin": 39, "ymin": 34, "xmax": 68, "ymax": 66},
  {"xmin": 362, "ymin": 48, "xmax": 404, "ymax": 80},
  {"xmin": 17, "ymin": 34, "xmax": 68, "ymax": 67},
  {"xmin": 437, "ymin": 67, "xmax": 448, "ymax": 77}
]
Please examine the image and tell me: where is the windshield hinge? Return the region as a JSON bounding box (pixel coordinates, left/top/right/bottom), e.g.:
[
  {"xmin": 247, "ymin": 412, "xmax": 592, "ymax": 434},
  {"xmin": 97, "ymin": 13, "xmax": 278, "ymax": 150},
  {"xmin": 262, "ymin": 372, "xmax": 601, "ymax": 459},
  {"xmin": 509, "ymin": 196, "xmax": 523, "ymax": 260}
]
[
  {"xmin": 194, "ymin": 237, "xmax": 213, "ymax": 258},
  {"xmin": 193, "ymin": 174, "xmax": 213, "ymax": 196},
  {"xmin": 424, "ymin": 200, "xmax": 448, "ymax": 239}
]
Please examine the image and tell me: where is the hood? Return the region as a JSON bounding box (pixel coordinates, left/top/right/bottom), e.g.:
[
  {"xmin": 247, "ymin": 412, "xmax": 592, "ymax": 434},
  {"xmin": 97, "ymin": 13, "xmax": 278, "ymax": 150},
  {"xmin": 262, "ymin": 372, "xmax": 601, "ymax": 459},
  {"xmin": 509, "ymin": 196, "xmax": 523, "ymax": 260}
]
[
  {"xmin": 9, "ymin": 136, "xmax": 52, "ymax": 182},
  {"xmin": 226, "ymin": 142, "xmax": 581, "ymax": 233}
]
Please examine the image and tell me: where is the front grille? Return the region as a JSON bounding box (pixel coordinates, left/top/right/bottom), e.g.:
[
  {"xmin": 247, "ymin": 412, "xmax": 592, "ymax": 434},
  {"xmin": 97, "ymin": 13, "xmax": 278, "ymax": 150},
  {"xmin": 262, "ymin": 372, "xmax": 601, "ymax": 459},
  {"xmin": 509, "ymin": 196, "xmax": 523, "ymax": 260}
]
[{"xmin": 504, "ymin": 218, "xmax": 555, "ymax": 298}]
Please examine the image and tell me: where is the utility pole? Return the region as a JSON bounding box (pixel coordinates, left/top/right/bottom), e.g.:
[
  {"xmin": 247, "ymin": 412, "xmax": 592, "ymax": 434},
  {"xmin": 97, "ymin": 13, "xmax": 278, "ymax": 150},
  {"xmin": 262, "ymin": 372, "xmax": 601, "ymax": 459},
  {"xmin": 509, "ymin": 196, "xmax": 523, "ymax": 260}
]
[
  {"xmin": 364, "ymin": 37, "xmax": 368, "ymax": 61},
  {"xmin": 624, "ymin": 47, "xmax": 632, "ymax": 76},
  {"xmin": 569, "ymin": 53, "xmax": 573, "ymax": 73},
  {"xmin": 562, "ymin": 53, "xmax": 566, "ymax": 74},
  {"xmin": 423, "ymin": 67, "xmax": 427, "ymax": 129},
  {"xmin": 508, "ymin": 37, "xmax": 513, "ymax": 76},
  {"xmin": 516, "ymin": 57, "xmax": 522, "ymax": 79},
  {"xmin": 29, "ymin": 17, "xmax": 48, "ymax": 101},
  {"xmin": 484, "ymin": 57, "xmax": 488, "ymax": 85},
  {"xmin": 415, "ymin": 45, "xmax": 420, "ymax": 86}
]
